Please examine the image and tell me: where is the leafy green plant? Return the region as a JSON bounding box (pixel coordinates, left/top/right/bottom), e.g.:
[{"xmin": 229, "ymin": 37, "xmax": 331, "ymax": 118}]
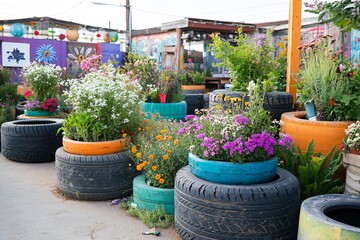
[
  {"xmin": 181, "ymin": 70, "xmax": 206, "ymax": 85},
  {"xmin": 210, "ymin": 28, "xmax": 278, "ymax": 91},
  {"xmin": 279, "ymin": 140, "xmax": 344, "ymax": 201},
  {"xmin": 305, "ymin": 0, "xmax": 360, "ymax": 32},
  {"xmin": 0, "ymin": 66, "xmax": 11, "ymax": 86},
  {"xmin": 120, "ymin": 198, "xmax": 174, "ymax": 228}
]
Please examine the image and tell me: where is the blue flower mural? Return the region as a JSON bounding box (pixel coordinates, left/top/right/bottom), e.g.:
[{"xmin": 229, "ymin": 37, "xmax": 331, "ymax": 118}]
[{"xmin": 36, "ymin": 44, "xmax": 56, "ymax": 63}]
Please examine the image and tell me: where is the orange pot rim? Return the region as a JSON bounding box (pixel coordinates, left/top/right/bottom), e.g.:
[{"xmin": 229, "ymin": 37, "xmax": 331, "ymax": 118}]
[
  {"xmin": 63, "ymin": 136, "xmax": 131, "ymax": 155},
  {"xmin": 281, "ymin": 111, "xmax": 354, "ymax": 128},
  {"xmin": 181, "ymin": 85, "xmax": 206, "ymax": 90}
]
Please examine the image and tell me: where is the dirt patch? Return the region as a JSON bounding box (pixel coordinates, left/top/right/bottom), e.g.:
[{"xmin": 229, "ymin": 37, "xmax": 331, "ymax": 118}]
[{"xmin": 51, "ymin": 184, "xmax": 70, "ymax": 201}]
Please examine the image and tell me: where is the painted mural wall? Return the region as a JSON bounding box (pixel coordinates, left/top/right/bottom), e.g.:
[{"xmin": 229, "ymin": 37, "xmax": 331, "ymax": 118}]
[
  {"xmin": 0, "ymin": 36, "xmax": 124, "ymax": 83},
  {"xmin": 132, "ymin": 31, "xmax": 177, "ymax": 62}
]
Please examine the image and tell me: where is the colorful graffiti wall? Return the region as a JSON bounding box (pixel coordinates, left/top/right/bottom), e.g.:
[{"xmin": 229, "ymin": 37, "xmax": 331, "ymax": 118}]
[{"xmin": 132, "ymin": 31, "xmax": 177, "ymax": 62}]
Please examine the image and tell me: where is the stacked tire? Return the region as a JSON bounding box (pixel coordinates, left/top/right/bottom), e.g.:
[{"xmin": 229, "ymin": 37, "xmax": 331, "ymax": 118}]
[
  {"xmin": 209, "ymin": 90, "xmax": 293, "ymax": 120},
  {"xmin": 1, "ymin": 119, "xmax": 63, "ymax": 163},
  {"xmin": 184, "ymin": 94, "xmax": 204, "ymax": 115},
  {"xmin": 175, "ymin": 166, "xmax": 301, "ymax": 239}
]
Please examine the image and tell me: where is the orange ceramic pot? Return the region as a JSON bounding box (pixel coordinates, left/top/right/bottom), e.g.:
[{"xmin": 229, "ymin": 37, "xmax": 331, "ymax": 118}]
[
  {"xmin": 182, "ymin": 85, "xmax": 206, "ymax": 94},
  {"xmin": 63, "ymin": 136, "xmax": 130, "ymax": 155},
  {"xmin": 281, "ymin": 111, "xmax": 354, "ymax": 155}
]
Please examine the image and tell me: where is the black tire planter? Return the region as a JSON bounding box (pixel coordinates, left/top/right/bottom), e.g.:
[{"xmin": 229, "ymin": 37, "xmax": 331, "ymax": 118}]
[
  {"xmin": 185, "ymin": 94, "xmax": 204, "ymax": 115},
  {"xmin": 209, "ymin": 90, "xmax": 293, "ymax": 120},
  {"xmin": 298, "ymin": 194, "xmax": 360, "ymax": 240},
  {"xmin": 15, "ymin": 101, "xmax": 26, "ymax": 118},
  {"xmin": 263, "ymin": 92, "xmax": 293, "ymax": 120},
  {"xmin": 175, "ymin": 166, "xmax": 301, "ymax": 240},
  {"xmin": 1, "ymin": 119, "xmax": 63, "ymax": 163},
  {"xmin": 203, "ymin": 93, "xmax": 209, "ymax": 109},
  {"xmin": 55, "ymin": 147, "xmax": 138, "ymax": 201}
]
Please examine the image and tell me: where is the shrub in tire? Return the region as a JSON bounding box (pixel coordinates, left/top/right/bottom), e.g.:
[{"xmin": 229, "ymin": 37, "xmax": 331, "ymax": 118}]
[
  {"xmin": 298, "ymin": 194, "xmax": 360, "ymax": 240},
  {"xmin": 55, "ymin": 147, "xmax": 138, "ymax": 201},
  {"xmin": 175, "ymin": 166, "xmax": 301, "ymax": 240},
  {"xmin": 1, "ymin": 119, "xmax": 63, "ymax": 163}
]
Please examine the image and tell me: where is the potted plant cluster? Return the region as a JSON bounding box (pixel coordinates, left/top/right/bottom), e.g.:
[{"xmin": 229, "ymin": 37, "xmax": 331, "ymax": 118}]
[
  {"xmin": 55, "ymin": 57, "xmax": 142, "ymax": 200},
  {"xmin": 129, "ymin": 117, "xmax": 189, "ymax": 214},
  {"xmin": 180, "ymin": 70, "xmax": 206, "ymax": 94},
  {"xmin": 281, "ymin": 36, "xmax": 360, "ymax": 155},
  {"xmin": 342, "ymin": 121, "xmax": 360, "ymax": 194},
  {"xmin": 124, "ymin": 53, "xmax": 186, "ymax": 120},
  {"xmin": 209, "ymin": 28, "xmax": 293, "ymax": 120},
  {"xmin": 174, "ymin": 81, "xmax": 301, "ymax": 239},
  {"xmin": 21, "ymin": 61, "xmax": 62, "ymax": 117}
]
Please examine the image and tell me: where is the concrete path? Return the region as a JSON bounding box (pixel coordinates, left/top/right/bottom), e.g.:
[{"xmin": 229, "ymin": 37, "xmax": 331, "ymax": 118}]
[{"xmin": 0, "ymin": 154, "xmax": 180, "ymax": 240}]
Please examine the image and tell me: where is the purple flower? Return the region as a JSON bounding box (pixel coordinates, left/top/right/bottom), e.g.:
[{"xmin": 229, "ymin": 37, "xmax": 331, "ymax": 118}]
[
  {"xmin": 203, "ymin": 150, "xmax": 209, "ymax": 158},
  {"xmin": 177, "ymin": 127, "xmax": 187, "ymax": 136},
  {"xmin": 197, "ymin": 133, "xmax": 206, "ymax": 139},
  {"xmin": 235, "ymin": 114, "xmax": 249, "ymax": 125},
  {"xmin": 339, "ymin": 64, "xmax": 346, "ymax": 72},
  {"xmin": 278, "ymin": 133, "xmax": 293, "ymax": 151},
  {"xmin": 185, "ymin": 115, "xmax": 196, "ymax": 121}
]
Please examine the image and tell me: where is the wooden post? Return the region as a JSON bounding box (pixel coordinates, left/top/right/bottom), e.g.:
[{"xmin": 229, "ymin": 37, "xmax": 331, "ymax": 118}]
[
  {"xmin": 175, "ymin": 28, "xmax": 182, "ymax": 73},
  {"xmin": 286, "ymin": 0, "xmax": 302, "ymax": 104}
]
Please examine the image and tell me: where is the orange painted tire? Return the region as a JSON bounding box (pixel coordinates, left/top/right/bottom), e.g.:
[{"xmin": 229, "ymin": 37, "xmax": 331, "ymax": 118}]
[
  {"xmin": 63, "ymin": 136, "xmax": 130, "ymax": 155},
  {"xmin": 281, "ymin": 111, "xmax": 354, "ymax": 155}
]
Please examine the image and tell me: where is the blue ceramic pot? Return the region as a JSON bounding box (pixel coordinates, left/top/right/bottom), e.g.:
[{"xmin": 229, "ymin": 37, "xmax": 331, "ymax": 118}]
[
  {"xmin": 188, "ymin": 152, "xmax": 278, "ymax": 185},
  {"xmin": 133, "ymin": 175, "xmax": 174, "ymax": 214}
]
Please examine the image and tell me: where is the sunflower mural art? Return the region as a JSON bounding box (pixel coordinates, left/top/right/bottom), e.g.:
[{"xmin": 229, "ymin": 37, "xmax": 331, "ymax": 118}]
[
  {"xmin": 36, "ymin": 44, "xmax": 56, "ymax": 63},
  {"xmin": 66, "ymin": 42, "xmax": 95, "ymax": 78}
]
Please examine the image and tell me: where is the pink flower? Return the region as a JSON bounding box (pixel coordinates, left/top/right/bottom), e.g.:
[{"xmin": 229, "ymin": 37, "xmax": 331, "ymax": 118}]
[{"xmin": 23, "ymin": 89, "xmax": 32, "ymax": 98}]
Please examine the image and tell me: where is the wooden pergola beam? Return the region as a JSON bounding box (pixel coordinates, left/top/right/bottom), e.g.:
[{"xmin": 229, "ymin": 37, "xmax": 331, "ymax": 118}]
[{"xmin": 286, "ymin": 0, "xmax": 302, "ymax": 104}]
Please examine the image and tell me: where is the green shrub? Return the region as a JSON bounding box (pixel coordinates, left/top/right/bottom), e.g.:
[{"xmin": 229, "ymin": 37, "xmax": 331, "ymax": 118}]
[{"xmin": 279, "ymin": 140, "xmax": 344, "ymax": 201}]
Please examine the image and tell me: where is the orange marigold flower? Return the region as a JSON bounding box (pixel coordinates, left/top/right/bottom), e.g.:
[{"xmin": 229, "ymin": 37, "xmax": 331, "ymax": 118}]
[
  {"xmin": 136, "ymin": 163, "xmax": 143, "ymax": 171},
  {"xmin": 159, "ymin": 178, "xmax": 165, "ymax": 184},
  {"xmin": 121, "ymin": 129, "xmax": 125, "ymax": 133},
  {"xmin": 156, "ymin": 135, "xmax": 164, "ymax": 141},
  {"xmin": 122, "ymin": 133, "xmax": 127, "ymax": 138},
  {"xmin": 167, "ymin": 150, "xmax": 172, "ymax": 154},
  {"xmin": 131, "ymin": 146, "xmax": 137, "ymax": 153},
  {"xmin": 145, "ymin": 119, "xmax": 149, "ymax": 123},
  {"xmin": 143, "ymin": 161, "xmax": 150, "ymax": 165},
  {"xmin": 155, "ymin": 174, "xmax": 161, "ymax": 180},
  {"xmin": 138, "ymin": 127, "xmax": 142, "ymax": 131},
  {"xmin": 146, "ymin": 126, "xmax": 150, "ymax": 130},
  {"xmin": 174, "ymin": 139, "xmax": 179, "ymax": 145},
  {"xmin": 148, "ymin": 154, "xmax": 155, "ymax": 160},
  {"xmin": 168, "ymin": 136, "xmax": 173, "ymax": 141},
  {"xmin": 136, "ymin": 152, "xmax": 142, "ymax": 159},
  {"xmin": 160, "ymin": 129, "xmax": 168, "ymax": 134},
  {"xmin": 151, "ymin": 114, "xmax": 157, "ymax": 119},
  {"xmin": 152, "ymin": 165, "xmax": 158, "ymax": 171},
  {"xmin": 163, "ymin": 154, "xmax": 169, "ymax": 160}
]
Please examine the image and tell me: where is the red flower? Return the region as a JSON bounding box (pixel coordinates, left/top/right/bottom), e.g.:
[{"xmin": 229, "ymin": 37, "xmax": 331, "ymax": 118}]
[
  {"xmin": 329, "ymin": 98, "xmax": 336, "ymax": 107},
  {"xmin": 23, "ymin": 89, "xmax": 32, "ymax": 98}
]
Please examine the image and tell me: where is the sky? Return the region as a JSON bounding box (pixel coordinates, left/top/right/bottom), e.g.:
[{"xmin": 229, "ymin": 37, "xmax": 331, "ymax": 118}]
[{"xmin": 0, "ymin": 0, "xmax": 317, "ymax": 30}]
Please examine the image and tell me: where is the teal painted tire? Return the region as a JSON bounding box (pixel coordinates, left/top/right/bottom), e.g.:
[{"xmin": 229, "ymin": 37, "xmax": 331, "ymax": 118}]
[
  {"xmin": 188, "ymin": 152, "xmax": 278, "ymax": 185},
  {"xmin": 142, "ymin": 101, "xmax": 187, "ymax": 121},
  {"xmin": 298, "ymin": 194, "xmax": 360, "ymax": 240},
  {"xmin": 133, "ymin": 175, "xmax": 174, "ymax": 214},
  {"xmin": 24, "ymin": 109, "xmax": 53, "ymax": 117}
]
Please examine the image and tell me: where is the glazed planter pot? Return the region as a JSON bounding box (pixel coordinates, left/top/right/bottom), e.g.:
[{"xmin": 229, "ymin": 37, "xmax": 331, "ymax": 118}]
[
  {"xmin": 133, "ymin": 175, "xmax": 174, "ymax": 214},
  {"xmin": 142, "ymin": 101, "xmax": 187, "ymax": 121},
  {"xmin": 281, "ymin": 111, "xmax": 354, "ymax": 155},
  {"xmin": 188, "ymin": 152, "xmax": 278, "ymax": 185},
  {"xmin": 298, "ymin": 194, "xmax": 360, "ymax": 240},
  {"xmin": 343, "ymin": 151, "xmax": 360, "ymax": 195},
  {"xmin": 182, "ymin": 85, "xmax": 205, "ymax": 94},
  {"xmin": 62, "ymin": 136, "xmax": 131, "ymax": 156},
  {"xmin": 66, "ymin": 28, "xmax": 79, "ymax": 41}
]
